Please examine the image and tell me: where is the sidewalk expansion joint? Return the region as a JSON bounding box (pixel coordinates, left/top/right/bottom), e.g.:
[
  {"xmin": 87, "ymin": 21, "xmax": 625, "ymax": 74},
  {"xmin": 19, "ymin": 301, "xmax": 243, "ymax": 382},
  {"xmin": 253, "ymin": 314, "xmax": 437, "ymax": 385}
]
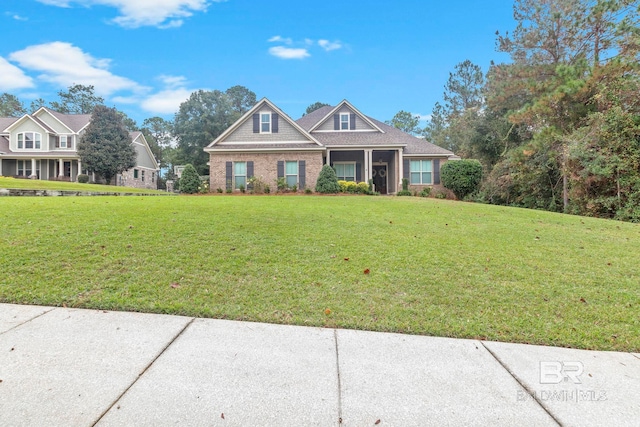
[
  {"xmin": 91, "ymin": 317, "xmax": 196, "ymax": 427},
  {"xmin": 480, "ymin": 341, "xmax": 563, "ymax": 427},
  {"xmin": 0, "ymin": 306, "xmax": 56, "ymax": 337},
  {"xmin": 333, "ymin": 329, "xmax": 343, "ymax": 425}
]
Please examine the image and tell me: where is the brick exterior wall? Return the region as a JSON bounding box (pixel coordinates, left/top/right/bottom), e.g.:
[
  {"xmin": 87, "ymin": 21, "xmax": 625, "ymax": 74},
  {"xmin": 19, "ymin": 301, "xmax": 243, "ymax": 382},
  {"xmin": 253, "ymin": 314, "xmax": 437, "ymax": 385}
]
[
  {"xmin": 117, "ymin": 166, "xmax": 158, "ymax": 190},
  {"xmin": 209, "ymin": 152, "xmax": 324, "ymax": 192}
]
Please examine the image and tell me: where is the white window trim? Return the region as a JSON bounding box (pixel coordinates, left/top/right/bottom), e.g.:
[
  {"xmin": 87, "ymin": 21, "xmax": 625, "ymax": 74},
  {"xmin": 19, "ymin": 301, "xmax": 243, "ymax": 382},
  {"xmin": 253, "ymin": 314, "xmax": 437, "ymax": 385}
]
[
  {"xmin": 410, "ymin": 159, "xmax": 433, "ymax": 185},
  {"xmin": 60, "ymin": 135, "xmax": 68, "ymax": 149},
  {"xmin": 260, "ymin": 111, "xmax": 272, "ymax": 134},
  {"xmin": 334, "ymin": 161, "xmax": 356, "ymax": 181},
  {"xmin": 285, "ymin": 161, "xmax": 299, "ymax": 187},
  {"xmin": 16, "ymin": 132, "xmax": 42, "ymax": 150},
  {"xmin": 339, "ymin": 113, "xmax": 350, "ymax": 131},
  {"xmin": 234, "ymin": 161, "xmax": 247, "ymax": 189}
]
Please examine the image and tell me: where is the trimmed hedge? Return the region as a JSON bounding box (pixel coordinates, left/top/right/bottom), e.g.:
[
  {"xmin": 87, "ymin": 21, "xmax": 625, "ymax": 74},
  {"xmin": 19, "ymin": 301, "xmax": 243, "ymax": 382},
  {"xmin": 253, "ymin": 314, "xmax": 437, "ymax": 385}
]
[{"xmin": 440, "ymin": 159, "xmax": 483, "ymax": 200}]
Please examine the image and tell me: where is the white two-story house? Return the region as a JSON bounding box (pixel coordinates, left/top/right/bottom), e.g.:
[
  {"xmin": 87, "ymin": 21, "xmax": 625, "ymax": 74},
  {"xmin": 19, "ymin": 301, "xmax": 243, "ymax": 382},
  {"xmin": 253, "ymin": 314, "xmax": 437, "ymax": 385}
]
[{"xmin": 0, "ymin": 107, "xmax": 159, "ymax": 189}]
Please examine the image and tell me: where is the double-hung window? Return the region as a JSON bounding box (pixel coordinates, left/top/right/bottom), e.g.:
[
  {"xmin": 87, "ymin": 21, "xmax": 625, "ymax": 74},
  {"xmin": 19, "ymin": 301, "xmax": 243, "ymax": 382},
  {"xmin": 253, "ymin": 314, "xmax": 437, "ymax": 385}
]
[
  {"xmin": 60, "ymin": 136, "xmax": 68, "ymax": 148},
  {"xmin": 260, "ymin": 113, "xmax": 271, "ymax": 133},
  {"xmin": 134, "ymin": 169, "xmax": 139, "ymax": 179},
  {"xmin": 340, "ymin": 113, "xmax": 350, "ymax": 130},
  {"xmin": 141, "ymin": 170, "xmax": 145, "ymax": 182},
  {"xmin": 234, "ymin": 161, "xmax": 247, "ymax": 189},
  {"xmin": 285, "ymin": 161, "xmax": 298, "ymax": 188},
  {"xmin": 334, "ymin": 162, "xmax": 356, "ymax": 181},
  {"xmin": 17, "ymin": 132, "xmax": 41, "ymax": 149},
  {"xmin": 410, "ymin": 160, "xmax": 433, "ymax": 185}
]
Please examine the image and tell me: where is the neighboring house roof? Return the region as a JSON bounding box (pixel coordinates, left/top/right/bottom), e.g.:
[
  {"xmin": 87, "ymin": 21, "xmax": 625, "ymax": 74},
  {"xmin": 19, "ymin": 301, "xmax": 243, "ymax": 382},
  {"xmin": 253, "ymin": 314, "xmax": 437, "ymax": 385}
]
[
  {"xmin": 34, "ymin": 107, "xmax": 92, "ymax": 133},
  {"xmin": 0, "ymin": 117, "xmax": 19, "ymax": 132},
  {"xmin": 0, "ymin": 136, "xmax": 9, "ymax": 153}
]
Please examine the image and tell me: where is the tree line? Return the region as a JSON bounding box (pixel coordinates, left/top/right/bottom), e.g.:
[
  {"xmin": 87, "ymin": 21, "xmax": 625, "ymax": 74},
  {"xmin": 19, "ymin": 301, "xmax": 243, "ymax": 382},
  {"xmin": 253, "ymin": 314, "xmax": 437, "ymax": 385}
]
[{"xmin": 388, "ymin": 0, "xmax": 640, "ymax": 221}]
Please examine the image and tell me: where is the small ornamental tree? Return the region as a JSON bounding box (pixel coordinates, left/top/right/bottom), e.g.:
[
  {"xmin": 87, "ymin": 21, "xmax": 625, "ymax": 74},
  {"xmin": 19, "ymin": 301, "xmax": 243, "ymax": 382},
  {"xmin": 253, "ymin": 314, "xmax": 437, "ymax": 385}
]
[
  {"xmin": 440, "ymin": 159, "xmax": 483, "ymax": 200},
  {"xmin": 315, "ymin": 165, "xmax": 340, "ymax": 193},
  {"xmin": 77, "ymin": 105, "xmax": 136, "ymax": 184},
  {"xmin": 179, "ymin": 164, "xmax": 201, "ymax": 194}
]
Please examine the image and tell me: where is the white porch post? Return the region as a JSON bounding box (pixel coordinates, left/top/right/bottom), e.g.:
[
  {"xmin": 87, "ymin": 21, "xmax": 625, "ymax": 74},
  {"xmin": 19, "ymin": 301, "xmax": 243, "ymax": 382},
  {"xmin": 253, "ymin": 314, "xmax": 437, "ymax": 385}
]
[
  {"xmin": 58, "ymin": 158, "xmax": 64, "ymax": 177},
  {"xmin": 326, "ymin": 149, "xmax": 331, "ymax": 166},
  {"xmin": 398, "ymin": 148, "xmax": 404, "ymax": 193},
  {"xmin": 0, "ymin": 157, "xmax": 3, "ymax": 176},
  {"xmin": 77, "ymin": 160, "xmax": 82, "ymax": 180},
  {"xmin": 367, "ymin": 150, "xmax": 373, "ymax": 183},
  {"xmin": 30, "ymin": 158, "xmax": 37, "ymax": 179}
]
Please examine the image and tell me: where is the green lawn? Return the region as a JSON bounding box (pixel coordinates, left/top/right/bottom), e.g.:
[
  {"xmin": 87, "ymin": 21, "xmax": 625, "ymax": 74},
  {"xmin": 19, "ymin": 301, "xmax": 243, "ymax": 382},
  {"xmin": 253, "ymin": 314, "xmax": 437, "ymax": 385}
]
[
  {"xmin": 1, "ymin": 195, "xmax": 638, "ymax": 351},
  {"xmin": 0, "ymin": 176, "xmax": 167, "ymax": 194}
]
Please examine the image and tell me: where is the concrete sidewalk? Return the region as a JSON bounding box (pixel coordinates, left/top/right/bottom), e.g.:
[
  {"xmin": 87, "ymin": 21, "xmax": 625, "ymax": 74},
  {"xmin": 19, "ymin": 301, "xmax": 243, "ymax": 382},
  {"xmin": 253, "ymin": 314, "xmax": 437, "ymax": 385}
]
[{"xmin": 0, "ymin": 304, "xmax": 638, "ymax": 426}]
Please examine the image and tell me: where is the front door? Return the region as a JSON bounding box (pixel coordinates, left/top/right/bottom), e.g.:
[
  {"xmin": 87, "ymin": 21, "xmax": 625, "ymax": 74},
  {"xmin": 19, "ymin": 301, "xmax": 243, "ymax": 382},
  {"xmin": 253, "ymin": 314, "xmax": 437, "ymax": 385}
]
[{"xmin": 372, "ymin": 164, "xmax": 388, "ymax": 194}]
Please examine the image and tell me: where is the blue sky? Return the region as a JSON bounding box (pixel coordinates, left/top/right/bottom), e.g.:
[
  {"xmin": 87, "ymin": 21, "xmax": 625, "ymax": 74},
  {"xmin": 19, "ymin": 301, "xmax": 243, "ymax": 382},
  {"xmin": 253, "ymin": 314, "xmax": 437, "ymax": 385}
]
[{"xmin": 1, "ymin": 0, "xmax": 514, "ymax": 126}]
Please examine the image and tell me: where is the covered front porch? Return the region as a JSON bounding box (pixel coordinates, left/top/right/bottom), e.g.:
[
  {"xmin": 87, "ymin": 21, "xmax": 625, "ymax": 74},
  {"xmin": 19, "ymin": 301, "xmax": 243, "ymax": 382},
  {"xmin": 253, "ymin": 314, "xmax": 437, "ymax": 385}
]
[
  {"xmin": 0, "ymin": 157, "xmax": 83, "ymax": 181},
  {"xmin": 324, "ymin": 148, "xmax": 404, "ymax": 194}
]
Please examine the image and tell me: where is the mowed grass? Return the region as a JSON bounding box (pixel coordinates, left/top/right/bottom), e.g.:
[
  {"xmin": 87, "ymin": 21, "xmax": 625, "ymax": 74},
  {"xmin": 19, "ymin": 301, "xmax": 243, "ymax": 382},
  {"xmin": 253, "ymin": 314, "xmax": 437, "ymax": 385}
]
[
  {"xmin": 1, "ymin": 195, "xmax": 638, "ymax": 351},
  {"xmin": 0, "ymin": 176, "xmax": 166, "ymax": 194}
]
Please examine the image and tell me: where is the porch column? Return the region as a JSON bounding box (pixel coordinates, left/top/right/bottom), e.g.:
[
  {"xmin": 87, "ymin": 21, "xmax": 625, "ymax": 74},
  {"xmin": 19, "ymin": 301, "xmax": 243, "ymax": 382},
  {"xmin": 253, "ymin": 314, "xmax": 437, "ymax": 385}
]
[
  {"xmin": 367, "ymin": 150, "xmax": 373, "ymax": 183},
  {"xmin": 0, "ymin": 157, "xmax": 3, "ymax": 176},
  {"xmin": 58, "ymin": 158, "xmax": 64, "ymax": 177},
  {"xmin": 77, "ymin": 160, "xmax": 82, "ymax": 180},
  {"xmin": 398, "ymin": 148, "xmax": 404, "ymax": 193},
  {"xmin": 30, "ymin": 158, "xmax": 37, "ymax": 179},
  {"xmin": 326, "ymin": 149, "xmax": 331, "ymax": 166}
]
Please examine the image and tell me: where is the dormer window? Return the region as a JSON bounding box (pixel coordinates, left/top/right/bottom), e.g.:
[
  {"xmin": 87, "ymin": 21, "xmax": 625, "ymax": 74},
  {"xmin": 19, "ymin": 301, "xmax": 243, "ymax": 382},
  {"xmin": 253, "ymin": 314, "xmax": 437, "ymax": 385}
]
[
  {"xmin": 260, "ymin": 112, "xmax": 271, "ymax": 133},
  {"xmin": 60, "ymin": 135, "xmax": 68, "ymax": 148},
  {"xmin": 340, "ymin": 113, "xmax": 350, "ymax": 130},
  {"xmin": 17, "ymin": 132, "xmax": 41, "ymax": 150}
]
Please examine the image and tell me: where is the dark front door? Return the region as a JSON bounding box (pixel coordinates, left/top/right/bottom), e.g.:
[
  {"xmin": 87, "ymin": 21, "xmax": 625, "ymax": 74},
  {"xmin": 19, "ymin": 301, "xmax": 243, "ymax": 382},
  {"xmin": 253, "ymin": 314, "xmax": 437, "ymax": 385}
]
[{"xmin": 372, "ymin": 165, "xmax": 388, "ymax": 194}]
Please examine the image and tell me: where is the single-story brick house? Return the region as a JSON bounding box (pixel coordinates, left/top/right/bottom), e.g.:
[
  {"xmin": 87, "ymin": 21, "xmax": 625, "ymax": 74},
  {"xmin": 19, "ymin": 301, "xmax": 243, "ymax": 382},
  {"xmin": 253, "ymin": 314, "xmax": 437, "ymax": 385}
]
[{"xmin": 204, "ymin": 98, "xmax": 457, "ymax": 194}]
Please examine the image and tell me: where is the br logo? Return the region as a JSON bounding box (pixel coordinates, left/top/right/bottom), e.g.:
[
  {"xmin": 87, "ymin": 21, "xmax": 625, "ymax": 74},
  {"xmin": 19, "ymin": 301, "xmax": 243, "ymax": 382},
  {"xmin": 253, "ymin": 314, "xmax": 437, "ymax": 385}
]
[{"xmin": 539, "ymin": 361, "xmax": 584, "ymax": 384}]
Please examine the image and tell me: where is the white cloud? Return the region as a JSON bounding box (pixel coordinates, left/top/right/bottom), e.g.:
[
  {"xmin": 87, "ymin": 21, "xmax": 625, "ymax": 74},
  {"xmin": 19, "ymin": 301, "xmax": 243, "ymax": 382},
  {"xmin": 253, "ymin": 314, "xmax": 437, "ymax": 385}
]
[
  {"xmin": 141, "ymin": 88, "xmax": 192, "ymax": 114},
  {"xmin": 415, "ymin": 113, "xmax": 432, "ymax": 122},
  {"xmin": 318, "ymin": 39, "xmax": 342, "ymax": 52},
  {"xmin": 268, "ymin": 46, "xmax": 310, "ymax": 60},
  {"xmin": 159, "ymin": 75, "xmax": 188, "ymax": 88},
  {"xmin": 267, "ymin": 35, "xmax": 292, "ymax": 45},
  {"xmin": 0, "ymin": 57, "xmax": 35, "ymax": 91},
  {"xmin": 9, "ymin": 42, "xmax": 142, "ymax": 96},
  {"xmin": 36, "ymin": 0, "xmax": 213, "ymax": 28}
]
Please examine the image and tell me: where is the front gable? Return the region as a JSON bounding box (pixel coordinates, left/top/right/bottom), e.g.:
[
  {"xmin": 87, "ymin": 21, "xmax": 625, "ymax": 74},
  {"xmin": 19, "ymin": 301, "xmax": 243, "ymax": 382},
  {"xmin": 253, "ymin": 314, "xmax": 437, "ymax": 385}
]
[
  {"xmin": 32, "ymin": 108, "xmax": 75, "ymax": 134},
  {"xmin": 309, "ymin": 100, "xmax": 384, "ymax": 133},
  {"xmin": 206, "ymin": 98, "xmax": 322, "ymax": 149},
  {"xmin": 131, "ymin": 132, "xmax": 159, "ymax": 170}
]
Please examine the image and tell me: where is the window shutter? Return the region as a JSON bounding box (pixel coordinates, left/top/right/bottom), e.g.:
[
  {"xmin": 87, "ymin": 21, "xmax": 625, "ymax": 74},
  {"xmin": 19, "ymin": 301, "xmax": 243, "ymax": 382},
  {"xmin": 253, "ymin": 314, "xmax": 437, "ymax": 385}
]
[
  {"xmin": 350, "ymin": 113, "xmax": 356, "ymax": 130},
  {"xmin": 225, "ymin": 161, "xmax": 232, "ymax": 190},
  {"xmin": 277, "ymin": 161, "xmax": 284, "ymax": 179},
  {"xmin": 252, "ymin": 114, "xmax": 259, "ymax": 133},
  {"xmin": 434, "ymin": 159, "xmax": 440, "ymax": 184},
  {"xmin": 272, "ymin": 113, "xmax": 279, "ymax": 133},
  {"xmin": 356, "ymin": 163, "xmax": 362, "ymax": 181},
  {"xmin": 55, "ymin": 137, "xmax": 60, "ymax": 148},
  {"xmin": 299, "ymin": 160, "xmax": 306, "ymax": 188},
  {"xmin": 403, "ymin": 158, "xmax": 410, "ymax": 180},
  {"xmin": 247, "ymin": 161, "xmax": 254, "ymax": 178},
  {"xmin": 333, "ymin": 114, "xmax": 339, "ymax": 130},
  {"xmin": 246, "ymin": 161, "xmax": 254, "ymax": 190}
]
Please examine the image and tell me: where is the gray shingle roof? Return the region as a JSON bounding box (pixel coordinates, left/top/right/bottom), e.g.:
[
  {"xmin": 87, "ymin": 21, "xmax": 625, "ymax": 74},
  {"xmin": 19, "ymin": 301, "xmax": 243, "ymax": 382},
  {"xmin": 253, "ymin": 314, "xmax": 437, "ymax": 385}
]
[
  {"xmin": 43, "ymin": 108, "xmax": 91, "ymax": 132},
  {"xmin": 0, "ymin": 117, "xmax": 19, "ymax": 132},
  {"xmin": 295, "ymin": 106, "xmax": 454, "ymax": 156},
  {"xmin": 32, "ymin": 116, "xmax": 56, "ymax": 133},
  {"xmin": 0, "ymin": 136, "xmax": 9, "ymax": 153}
]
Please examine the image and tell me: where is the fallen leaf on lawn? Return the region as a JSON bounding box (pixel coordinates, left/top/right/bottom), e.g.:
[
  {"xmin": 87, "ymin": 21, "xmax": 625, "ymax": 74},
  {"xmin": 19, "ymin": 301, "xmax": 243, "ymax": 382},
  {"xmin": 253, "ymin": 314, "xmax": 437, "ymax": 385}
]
[
  {"xmin": 324, "ymin": 308, "xmax": 331, "ymax": 315},
  {"xmin": 330, "ymin": 255, "xmax": 336, "ymax": 259},
  {"xmin": 128, "ymin": 225, "xmax": 134, "ymax": 229},
  {"xmin": 364, "ymin": 269, "xmax": 370, "ymax": 275},
  {"xmin": 580, "ymin": 297, "xmax": 587, "ymax": 303},
  {"xmin": 171, "ymin": 283, "xmax": 180, "ymax": 289},
  {"xmin": 344, "ymin": 257, "xmax": 349, "ymax": 261}
]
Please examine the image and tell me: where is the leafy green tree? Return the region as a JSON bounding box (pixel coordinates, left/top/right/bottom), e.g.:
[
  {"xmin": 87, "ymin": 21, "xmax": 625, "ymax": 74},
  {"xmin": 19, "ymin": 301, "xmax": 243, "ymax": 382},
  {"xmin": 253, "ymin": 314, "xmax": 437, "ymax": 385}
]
[
  {"xmin": 304, "ymin": 102, "xmax": 330, "ymax": 116},
  {"xmin": 29, "ymin": 98, "xmax": 46, "ymax": 113},
  {"xmin": 226, "ymin": 85, "xmax": 257, "ymax": 115},
  {"xmin": 178, "ymin": 164, "xmax": 201, "ymax": 194},
  {"xmin": 173, "ymin": 86, "xmax": 256, "ymax": 174},
  {"xmin": 78, "ymin": 105, "xmax": 136, "ymax": 184},
  {"xmin": 443, "ymin": 60, "xmax": 484, "ymax": 117},
  {"xmin": 50, "ymin": 84, "xmax": 105, "ymax": 114},
  {"xmin": 315, "ymin": 165, "xmax": 340, "ymax": 193},
  {"xmin": 117, "ymin": 111, "xmax": 138, "ymax": 132},
  {"xmin": 0, "ymin": 93, "xmax": 26, "ymax": 117},
  {"xmin": 385, "ymin": 110, "xmax": 421, "ymax": 135},
  {"xmin": 441, "ymin": 160, "xmax": 483, "ymax": 200}
]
